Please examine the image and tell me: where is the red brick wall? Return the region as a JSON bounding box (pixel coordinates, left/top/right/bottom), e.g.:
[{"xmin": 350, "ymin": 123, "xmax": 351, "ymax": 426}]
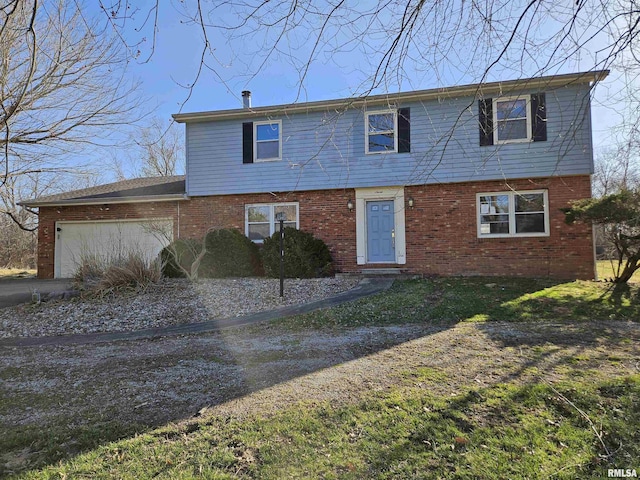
[
  {"xmin": 403, "ymin": 176, "xmax": 594, "ymax": 280},
  {"xmin": 37, "ymin": 202, "xmax": 181, "ymax": 279},
  {"xmin": 37, "ymin": 175, "xmax": 593, "ymax": 280}
]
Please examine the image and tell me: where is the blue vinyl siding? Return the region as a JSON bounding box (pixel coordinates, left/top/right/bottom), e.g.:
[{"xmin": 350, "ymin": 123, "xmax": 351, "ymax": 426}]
[{"xmin": 185, "ymin": 84, "xmax": 593, "ymax": 196}]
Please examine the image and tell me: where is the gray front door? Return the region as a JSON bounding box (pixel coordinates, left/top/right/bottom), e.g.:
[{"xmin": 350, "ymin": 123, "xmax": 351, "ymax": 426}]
[{"xmin": 367, "ymin": 200, "xmax": 395, "ymax": 262}]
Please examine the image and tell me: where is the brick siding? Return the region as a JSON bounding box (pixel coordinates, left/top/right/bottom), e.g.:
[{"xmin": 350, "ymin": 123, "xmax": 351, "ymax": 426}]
[{"xmin": 37, "ymin": 175, "xmax": 593, "ymax": 280}]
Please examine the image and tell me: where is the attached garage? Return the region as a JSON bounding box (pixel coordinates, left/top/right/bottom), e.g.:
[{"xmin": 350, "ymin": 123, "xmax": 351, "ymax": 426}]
[
  {"xmin": 19, "ymin": 176, "xmax": 187, "ymax": 279},
  {"xmin": 54, "ymin": 219, "xmax": 173, "ymax": 278}
]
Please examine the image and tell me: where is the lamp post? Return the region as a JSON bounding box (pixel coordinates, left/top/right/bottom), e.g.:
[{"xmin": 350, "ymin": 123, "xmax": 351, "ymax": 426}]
[{"xmin": 274, "ymin": 212, "xmax": 286, "ymax": 297}]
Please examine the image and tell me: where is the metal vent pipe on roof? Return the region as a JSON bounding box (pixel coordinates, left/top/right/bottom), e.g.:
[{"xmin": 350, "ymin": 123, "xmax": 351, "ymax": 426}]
[{"xmin": 242, "ymin": 90, "xmax": 251, "ymax": 109}]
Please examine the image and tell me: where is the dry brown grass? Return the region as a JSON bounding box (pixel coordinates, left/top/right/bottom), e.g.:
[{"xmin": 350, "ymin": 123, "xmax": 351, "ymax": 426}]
[
  {"xmin": 74, "ymin": 253, "xmax": 162, "ymax": 295},
  {"xmin": 0, "ymin": 268, "xmax": 36, "ymax": 279}
]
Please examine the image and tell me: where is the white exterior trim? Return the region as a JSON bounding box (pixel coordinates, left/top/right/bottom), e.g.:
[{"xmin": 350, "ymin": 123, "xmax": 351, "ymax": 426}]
[
  {"xmin": 476, "ymin": 190, "xmax": 550, "ymax": 238},
  {"xmin": 492, "ymin": 95, "xmax": 533, "ymax": 145},
  {"xmin": 245, "ymin": 202, "xmax": 299, "ymax": 243},
  {"xmin": 355, "ymin": 186, "xmax": 406, "ymax": 265},
  {"xmin": 173, "ymin": 70, "xmax": 607, "ymax": 123},
  {"xmin": 253, "ymin": 120, "xmax": 282, "ymax": 162},
  {"xmin": 365, "ymin": 110, "xmax": 398, "ymax": 154}
]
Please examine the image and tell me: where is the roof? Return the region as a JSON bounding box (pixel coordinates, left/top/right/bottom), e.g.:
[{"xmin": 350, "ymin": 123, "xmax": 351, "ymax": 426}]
[
  {"xmin": 19, "ymin": 175, "xmax": 187, "ymax": 207},
  {"xmin": 173, "ymin": 70, "xmax": 609, "ymax": 123}
]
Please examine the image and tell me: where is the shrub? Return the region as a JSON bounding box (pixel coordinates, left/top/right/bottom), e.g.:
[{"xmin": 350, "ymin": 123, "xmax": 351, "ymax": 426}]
[
  {"xmin": 261, "ymin": 227, "xmax": 333, "ymax": 278},
  {"xmin": 160, "ymin": 239, "xmax": 205, "ymax": 279},
  {"xmin": 201, "ymin": 228, "xmax": 262, "ymax": 277},
  {"xmin": 160, "ymin": 230, "xmax": 262, "ymax": 279},
  {"xmin": 74, "ymin": 251, "xmax": 162, "ymax": 295}
]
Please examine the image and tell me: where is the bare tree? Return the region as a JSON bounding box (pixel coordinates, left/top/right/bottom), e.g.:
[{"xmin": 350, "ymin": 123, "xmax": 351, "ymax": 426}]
[
  {"xmin": 1, "ymin": 0, "xmax": 144, "ymax": 232},
  {"xmin": 111, "ymin": 118, "xmax": 185, "ymax": 180},
  {"xmin": 97, "ymin": 1, "xmax": 640, "ymax": 190},
  {"xmin": 98, "ymin": 1, "xmax": 639, "ymax": 99},
  {"xmin": 593, "ymin": 147, "xmax": 640, "ymax": 197}
]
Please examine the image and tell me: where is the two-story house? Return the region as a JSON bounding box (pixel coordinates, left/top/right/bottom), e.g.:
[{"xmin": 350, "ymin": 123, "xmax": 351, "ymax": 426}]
[{"xmin": 24, "ymin": 70, "xmax": 607, "ymax": 279}]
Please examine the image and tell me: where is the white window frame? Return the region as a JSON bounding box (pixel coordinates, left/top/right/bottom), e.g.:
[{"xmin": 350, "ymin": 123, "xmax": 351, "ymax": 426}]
[
  {"xmin": 365, "ymin": 110, "xmax": 398, "ymax": 154},
  {"xmin": 254, "ymin": 120, "xmax": 282, "ymax": 162},
  {"xmin": 245, "ymin": 202, "xmax": 299, "ymax": 243},
  {"xmin": 476, "ymin": 190, "xmax": 549, "ymax": 238},
  {"xmin": 492, "ymin": 96, "xmax": 532, "ymax": 145}
]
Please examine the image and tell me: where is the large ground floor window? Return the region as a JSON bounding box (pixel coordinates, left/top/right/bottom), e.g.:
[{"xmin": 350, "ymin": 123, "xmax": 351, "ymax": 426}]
[
  {"xmin": 245, "ymin": 203, "xmax": 299, "ymax": 242},
  {"xmin": 477, "ymin": 190, "xmax": 549, "ymax": 237}
]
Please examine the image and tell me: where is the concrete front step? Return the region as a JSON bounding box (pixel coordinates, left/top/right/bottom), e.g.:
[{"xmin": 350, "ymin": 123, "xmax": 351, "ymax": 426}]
[
  {"xmin": 361, "ymin": 268, "xmax": 405, "ymax": 276},
  {"xmin": 336, "ymin": 269, "xmax": 421, "ymax": 280},
  {"xmin": 360, "ymin": 269, "xmax": 423, "ymax": 280}
]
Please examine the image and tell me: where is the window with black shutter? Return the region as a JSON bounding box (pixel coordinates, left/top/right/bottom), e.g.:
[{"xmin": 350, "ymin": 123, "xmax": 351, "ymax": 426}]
[
  {"xmin": 365, "ymin": 108, "xmax": 411, "ymax": 154},
  {"xmin": 479, "ymin": 94, "xmax": 547, "ymax": 146}
]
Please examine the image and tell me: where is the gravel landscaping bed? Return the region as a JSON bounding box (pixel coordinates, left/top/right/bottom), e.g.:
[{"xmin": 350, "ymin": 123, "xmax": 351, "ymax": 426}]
[{"xmin": 0, "ymin": 277, "xmax": 360, "ymax": 338}]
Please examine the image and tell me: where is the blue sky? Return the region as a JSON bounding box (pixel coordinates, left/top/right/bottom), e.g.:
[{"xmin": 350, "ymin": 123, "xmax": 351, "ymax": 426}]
[{"xmin": 88, "ymin": 0, "xmax": 632, "ymax": 178}]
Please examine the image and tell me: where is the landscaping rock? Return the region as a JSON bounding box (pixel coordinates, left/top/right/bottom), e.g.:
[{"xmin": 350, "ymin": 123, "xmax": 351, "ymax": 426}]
[{"xmin": 0, "ymin": 277, "xmax": 360, "ymax": 338}]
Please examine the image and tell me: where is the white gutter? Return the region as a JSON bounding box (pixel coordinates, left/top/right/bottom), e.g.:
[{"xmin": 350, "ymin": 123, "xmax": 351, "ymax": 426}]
[
  {"xmin": 19, "ymin": 193, "xmax": 190, "ymax": 208},
  {"xmin": 173, "ymin": 70, "xmax": 609, "ymax": 123}
]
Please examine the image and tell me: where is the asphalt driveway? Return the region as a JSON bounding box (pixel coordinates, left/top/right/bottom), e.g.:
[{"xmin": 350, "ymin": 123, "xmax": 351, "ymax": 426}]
[{"xmin": 0, "ymin": 278, "xmax": 72, "ymax": 309}]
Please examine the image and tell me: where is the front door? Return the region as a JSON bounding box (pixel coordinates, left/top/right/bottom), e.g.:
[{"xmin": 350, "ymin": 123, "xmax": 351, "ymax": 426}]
[{"xmin": 367, "ymin": 200, "xmax": 395, "ymax": 263}]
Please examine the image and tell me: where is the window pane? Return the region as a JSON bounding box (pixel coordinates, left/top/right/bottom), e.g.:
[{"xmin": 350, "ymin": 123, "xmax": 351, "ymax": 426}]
[
  {"xmin": 274, "ymin": 205, "xmax": 297, "ymax": 222},
  {"xmin": 496, "ymin": 99, "xmax": 526, "ymax": 120},
  {"xmin": 247, "ymin": 223, "xmax": 271, "ymax": 241},
  {"xmin": 480, "ymin": 214, "xmax": 509, "ymax": 234},
  {"xmin": 256, "ymin": 141, "xmax": 279, "ymax": 159},
  {"xmin": 284, "ymin": 221, "xmax": 296, "ymax": 229},
  {"xmin": 480, "ymin": 195, "xmax": 509, "ymax": 214},
  {"xmin": 369, "ymin": 113, "xmax": 395, "ymax": 132},
  {"xmin": 256, "ymin": 123, "xmax": 279, "ymax": 141},
  {"xmin": 515, "ymin": 193, "xmax": 544, "ymax": 213},
  {"xmin": 497, "ymin": 119, "xmax": 528, "ymax": 141},
  {"xmin": 247, "ymin": 206, "xmax": 270, "ymax": 222},
  {"xmin": 516, "ymin": 213, "xmax": 545, "ymax": 233},
  {"xmin": 369, "ymin": 133, "xmax": 395, "ymax": 152}
]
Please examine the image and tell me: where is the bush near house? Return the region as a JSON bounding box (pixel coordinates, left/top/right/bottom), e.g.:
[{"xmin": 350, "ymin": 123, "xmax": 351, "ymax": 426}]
[
  {"xmin": 202, "ymin": 228, "xmax": 263, "ymax": 277},
  {"xmin": 160, "ymin": 238, "xmax": 205, "ymax": 279},
  {"xmin": 262, "ymin": 227, "xmax": 333, "ymax": 278},
  {"xmin": 160, "ymin": 229, "xmax": 263, "ymax": 279}
]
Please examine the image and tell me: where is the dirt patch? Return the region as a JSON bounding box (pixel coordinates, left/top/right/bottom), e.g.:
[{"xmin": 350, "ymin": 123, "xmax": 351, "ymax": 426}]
[{"xmin": 1, "ymin": 319, "xmax": 638, "ymax": 473}]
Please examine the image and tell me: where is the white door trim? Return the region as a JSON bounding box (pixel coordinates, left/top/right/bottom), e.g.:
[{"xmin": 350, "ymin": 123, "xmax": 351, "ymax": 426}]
[{"xmin": 355, "ymin": 186, "xmax": 406, "ymax": 265}]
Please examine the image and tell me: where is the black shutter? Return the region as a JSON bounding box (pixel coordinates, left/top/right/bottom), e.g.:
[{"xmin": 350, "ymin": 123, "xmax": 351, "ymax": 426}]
[
  {"xmin": 479, "ymin": 99, "xmax": 493, "ymax": 146},
  {"xmin": 531, "ymin": 93, "xmax": 547, "ymax": 142},
  {"xmin": 398, "ymin": 107, "xmax": 410, "ymax": 153},
  {"xmin": 242, "ymin": 122, "xmax": 253, "ymax": 164}
]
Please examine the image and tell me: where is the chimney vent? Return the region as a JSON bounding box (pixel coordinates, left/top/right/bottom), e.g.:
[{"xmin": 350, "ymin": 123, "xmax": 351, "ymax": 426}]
[{"xmin": 241, "ymin": 90, "xmax": 251, "ymax": 109}]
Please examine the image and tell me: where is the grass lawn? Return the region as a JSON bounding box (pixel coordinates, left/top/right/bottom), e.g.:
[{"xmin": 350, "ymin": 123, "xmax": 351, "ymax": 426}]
[
  {"xmin": 597, "ymin": 260, "xmax": 640, "ymax": 283},
  {"xmin": 5, "ymin": 277, "xmax": 640, "ymax": 479}
]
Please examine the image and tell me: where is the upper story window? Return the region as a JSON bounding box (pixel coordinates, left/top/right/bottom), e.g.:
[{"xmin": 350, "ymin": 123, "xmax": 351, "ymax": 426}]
[
  {"xmin": 366, "ymin": 110, "xmax": 398, "ymax": 154},
  {"xmin": 479, "ymin": 94, "xmax": 547, "ymax": 146},
  {"xmin": 493, "ymin": 97, "xmax": 532, "ymax": 144},
  {"xmin": 254, "ymin": 120, "xmax": 282, "ymax": 162},
  {"xmin": 477, "ymin": 190, "xmax": 549, "ymax": 238},
  {"xmin": 245, "ymin": 203, "xmax": 298, "ymax": 242}
]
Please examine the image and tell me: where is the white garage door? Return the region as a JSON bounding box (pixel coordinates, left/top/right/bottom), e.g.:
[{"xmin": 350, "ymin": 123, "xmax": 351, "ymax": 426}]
[{"xmin": 54, "ymin": 219, "xmax": 173, "ymax": 278}]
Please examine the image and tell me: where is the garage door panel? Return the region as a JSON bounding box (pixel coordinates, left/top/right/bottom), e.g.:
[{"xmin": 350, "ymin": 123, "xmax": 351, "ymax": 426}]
[{"xmin": 55, "ymin": 220, "xmax": 172, "ymax": 278}]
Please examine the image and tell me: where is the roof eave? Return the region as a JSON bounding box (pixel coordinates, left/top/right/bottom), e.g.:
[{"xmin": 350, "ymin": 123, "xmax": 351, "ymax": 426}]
[
  {"xmin": 19, "ymin": 193, "xmax": 190, "ymax": 208},
  {"xmin": 173, "ymin": 70, "xmax": 609, "ymax": 123}
]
